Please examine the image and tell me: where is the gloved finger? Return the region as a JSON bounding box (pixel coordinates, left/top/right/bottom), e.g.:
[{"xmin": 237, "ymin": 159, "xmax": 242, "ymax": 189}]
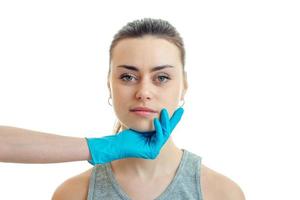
[
  {"xmin": 160, "ymin": 108, "xmax": 171, "ymax": 137},
  {"xmin": 154, "ymin": 117, "xmax": 163, "ymax": 146},
  {"xmin": 170, "ymin": 107, "xmax": 184, "ymax": 131}
]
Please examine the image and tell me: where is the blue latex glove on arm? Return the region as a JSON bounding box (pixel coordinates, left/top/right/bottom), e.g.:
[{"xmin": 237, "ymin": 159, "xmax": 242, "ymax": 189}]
[{"xmin": 85, "ymin": 107, "xmax": 184, "ymax": 165}]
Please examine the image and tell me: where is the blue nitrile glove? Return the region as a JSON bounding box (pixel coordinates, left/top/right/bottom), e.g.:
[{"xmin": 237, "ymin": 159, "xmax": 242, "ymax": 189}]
[{"xmin": 85, "ymin": 107, "xmax": 184, "ymax": 165}]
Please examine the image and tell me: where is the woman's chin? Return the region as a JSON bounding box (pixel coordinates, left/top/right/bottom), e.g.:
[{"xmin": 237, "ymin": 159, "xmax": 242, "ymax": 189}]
[
  {"xmin": 128, "ymin": 122, "xmax": 154, "ymax": 132},
  {"xmin": 119, "ymin": 117, "xmax": 156, "ymax": 132}
]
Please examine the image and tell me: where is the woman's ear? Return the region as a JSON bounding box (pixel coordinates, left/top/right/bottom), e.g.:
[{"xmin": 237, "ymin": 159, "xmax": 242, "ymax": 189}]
[
  {"xmin": 107, "ymin": 80, "xmax": 111, "ymax": 97},
  {"xmin": 107, "ymin": 79, "xmax": 110, "ymax": 89},
  {"xmin": 182, "ymin": 71, "xmax": 188, "ymax": 99},
  {"xmin": 107, "ymin": 71, "xmax": 112, "ymax": 97}
]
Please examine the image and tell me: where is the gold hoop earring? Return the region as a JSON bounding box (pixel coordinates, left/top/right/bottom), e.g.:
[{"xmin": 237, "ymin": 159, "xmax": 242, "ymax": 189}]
[{"xmin": 108, "ymin": 97, "xmax": 113, "ymax": 106}]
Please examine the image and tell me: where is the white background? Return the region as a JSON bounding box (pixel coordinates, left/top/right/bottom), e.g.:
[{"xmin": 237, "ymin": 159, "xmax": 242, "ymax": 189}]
[{"xmin": 0, "ymin": 0, "xmax": 299, "ymax": 199}]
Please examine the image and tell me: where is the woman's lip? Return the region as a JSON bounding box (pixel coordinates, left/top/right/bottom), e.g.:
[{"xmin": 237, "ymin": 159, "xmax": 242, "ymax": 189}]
[
  {"xmin": 130, "ymin": 110, "xmax": 157, "ymax": 117},
  {"xmin": 130, "ymin": 107, "xmax": 158, "ymax": 113}
]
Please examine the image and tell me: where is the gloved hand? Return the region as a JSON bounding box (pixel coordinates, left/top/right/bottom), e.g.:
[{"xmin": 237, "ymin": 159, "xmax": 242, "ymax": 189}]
[{"xmin": 85, "ymin": 107, "xmax": 184, "ymax": 165}]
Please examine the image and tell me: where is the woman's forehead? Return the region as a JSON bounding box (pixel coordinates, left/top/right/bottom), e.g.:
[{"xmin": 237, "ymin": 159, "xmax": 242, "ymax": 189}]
[{"xmin": 111, "ymin": 37, "xmax": 181, "ymax": 69}]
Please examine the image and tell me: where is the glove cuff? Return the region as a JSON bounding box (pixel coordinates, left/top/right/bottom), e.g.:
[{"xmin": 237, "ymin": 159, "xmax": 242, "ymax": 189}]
[{"xmin": 85, "ymin": 137, "xmax": 96, "ymax": 165}]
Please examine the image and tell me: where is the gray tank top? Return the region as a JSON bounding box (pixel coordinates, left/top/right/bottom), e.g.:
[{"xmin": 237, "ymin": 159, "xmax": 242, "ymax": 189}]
[{"xmin": 87, "ymin": 149, "xmax": 203, "ymax": 200}]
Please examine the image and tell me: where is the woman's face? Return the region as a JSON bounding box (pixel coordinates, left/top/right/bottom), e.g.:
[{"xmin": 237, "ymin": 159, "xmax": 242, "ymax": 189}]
[{"xmin": 108, "ymin": 36, "xmax": 187, "ymax": 132}]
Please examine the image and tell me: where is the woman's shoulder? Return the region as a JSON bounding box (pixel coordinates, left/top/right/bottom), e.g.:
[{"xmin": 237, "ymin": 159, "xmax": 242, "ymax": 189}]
[
  {"xmin": 200, "ymin": 164, "xmax": 245, "ymax": 200},
  {"xmin": 51, "ymin": 167, "xmax": 94, "ymax": 200}
]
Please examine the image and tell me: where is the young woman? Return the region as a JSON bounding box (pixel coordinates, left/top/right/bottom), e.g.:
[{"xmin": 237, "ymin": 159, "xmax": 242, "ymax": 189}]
[{"xmin": 52, "ymin": 18, "xmax": 245, "ymax": 200}]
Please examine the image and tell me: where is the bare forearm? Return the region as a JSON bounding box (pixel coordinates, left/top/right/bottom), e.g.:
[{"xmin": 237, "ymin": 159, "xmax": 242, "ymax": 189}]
[{"xmin": 0, "ymin": 126, "xmax": 91, "ymax": 163}]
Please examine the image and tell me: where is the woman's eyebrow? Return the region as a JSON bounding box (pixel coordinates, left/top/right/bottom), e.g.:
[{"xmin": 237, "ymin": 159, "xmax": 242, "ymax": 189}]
[{"xmin": 116, "ymin": 64, "xmax": 174, "ymax": 72}]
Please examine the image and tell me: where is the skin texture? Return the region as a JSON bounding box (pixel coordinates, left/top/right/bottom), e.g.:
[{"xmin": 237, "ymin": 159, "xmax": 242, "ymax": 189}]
[
  {"xmin": 108, "ymin": 35, "xmax": 187, "ymax": 132},
  {"xmin": 52, "ymin": 36, "xmax": 245, "ymax": 200},
  {"xmin": 0, "ymin": 126, "xmax": 90, "ymax": 163}
]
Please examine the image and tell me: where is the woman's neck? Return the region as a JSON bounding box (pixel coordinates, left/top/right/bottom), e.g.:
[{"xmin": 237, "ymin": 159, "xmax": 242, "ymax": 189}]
[{"xmin": 110, "ymin": 137, "xmax": 183, "ymax": 182}]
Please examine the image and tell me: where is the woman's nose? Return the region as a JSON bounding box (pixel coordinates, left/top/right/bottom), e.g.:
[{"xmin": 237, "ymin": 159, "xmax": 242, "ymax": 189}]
[{"xmin": 135, "ymin": 81, "xmax": 153, "ymax": 101}]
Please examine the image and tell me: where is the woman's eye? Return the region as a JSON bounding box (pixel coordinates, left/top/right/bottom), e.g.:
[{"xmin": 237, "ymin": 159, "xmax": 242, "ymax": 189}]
[
  {"xmin": 119, "ymin": 74, "xmax": 170, "ymax": 84},
  {"xmin": 120, "ymin": 74, "xmax": 137, "ymax": 82},
  {"xmin": 156, "ymin": 75, "xmax": 170, "ymax": 83}
]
